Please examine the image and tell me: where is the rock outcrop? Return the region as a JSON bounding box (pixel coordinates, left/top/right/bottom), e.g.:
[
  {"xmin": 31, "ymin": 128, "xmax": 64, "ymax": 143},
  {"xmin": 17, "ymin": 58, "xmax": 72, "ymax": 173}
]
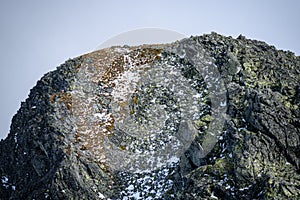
[{"xmin": 1, "ymin": 33, "xmax": 299, "ymax": 199}]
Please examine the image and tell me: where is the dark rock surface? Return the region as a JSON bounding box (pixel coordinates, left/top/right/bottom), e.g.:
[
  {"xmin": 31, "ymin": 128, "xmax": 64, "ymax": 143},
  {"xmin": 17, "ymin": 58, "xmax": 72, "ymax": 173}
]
[{"xmin": 1, "ymin": 32, "xmax": 299, "ymax": 199}]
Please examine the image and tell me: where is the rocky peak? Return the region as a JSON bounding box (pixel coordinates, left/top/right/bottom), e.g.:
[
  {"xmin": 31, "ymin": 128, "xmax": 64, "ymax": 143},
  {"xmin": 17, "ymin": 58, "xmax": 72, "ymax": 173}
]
[{"xmin": 1, "ymin": 33, "xmax": 299, "ymax": 199}]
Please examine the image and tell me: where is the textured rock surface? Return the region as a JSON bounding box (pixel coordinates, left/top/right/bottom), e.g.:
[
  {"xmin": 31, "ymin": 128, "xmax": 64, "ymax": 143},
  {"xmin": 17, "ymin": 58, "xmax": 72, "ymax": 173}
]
[{"xmin": 1, "ymin": 32, "xmax": 299, "ymax": 199}]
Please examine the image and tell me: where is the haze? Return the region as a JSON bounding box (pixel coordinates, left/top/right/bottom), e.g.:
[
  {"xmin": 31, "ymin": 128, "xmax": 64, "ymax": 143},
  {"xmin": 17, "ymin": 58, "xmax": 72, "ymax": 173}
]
[{"xmin": 0, "ymin": 0, "xmax": 299, "ymax": 139}]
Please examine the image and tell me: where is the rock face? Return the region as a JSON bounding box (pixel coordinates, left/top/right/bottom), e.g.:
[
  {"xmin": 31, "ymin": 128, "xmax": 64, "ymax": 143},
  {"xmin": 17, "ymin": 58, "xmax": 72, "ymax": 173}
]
[{"xmin": 1, "ymin": 33, "xmax": 300, "ymax": 199}]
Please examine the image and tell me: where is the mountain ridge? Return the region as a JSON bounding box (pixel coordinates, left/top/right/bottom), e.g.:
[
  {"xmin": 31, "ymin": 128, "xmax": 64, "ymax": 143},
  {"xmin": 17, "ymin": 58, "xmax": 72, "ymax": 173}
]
[{"xmin": 1, "ymin": 32, "xmax": 299, "ymax": 199}]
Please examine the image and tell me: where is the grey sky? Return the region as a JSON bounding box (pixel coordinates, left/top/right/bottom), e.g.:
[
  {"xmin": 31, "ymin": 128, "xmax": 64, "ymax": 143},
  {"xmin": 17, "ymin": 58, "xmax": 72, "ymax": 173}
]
[{"xmin": 0, "ymin": 0, "xmax": 299, "ymax": 139}]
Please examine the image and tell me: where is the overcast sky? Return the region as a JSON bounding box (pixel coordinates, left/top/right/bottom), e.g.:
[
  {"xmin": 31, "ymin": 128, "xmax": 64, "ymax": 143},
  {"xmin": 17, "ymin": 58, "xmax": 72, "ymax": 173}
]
[{"xmin": 0, "ymin": 0, "xmax": 299, "ymax": 139}]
